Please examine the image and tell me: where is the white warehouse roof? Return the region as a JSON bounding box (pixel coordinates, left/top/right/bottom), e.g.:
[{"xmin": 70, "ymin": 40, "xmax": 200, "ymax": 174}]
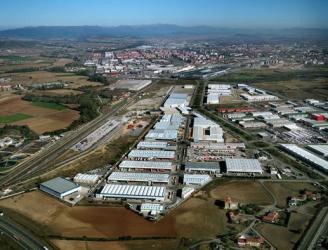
[
  {"xmin": 73, "ymin": 173, "xmax": 100, "ymax": 184},
  {"xmin": 119, "ymin": 160, "xmax": 173, "ymax": 170},
  {"xmin": 193, "ymin": 116, "xmax": 224, "ymax": 143},
  {"xmin": 137, "ymin": 141, "xmax": 168, "ymax": 149},
  {"xmin": 128, "ymin": 150, "xmax": 175, "ymax": 159},
  {"xmin": 183, "ymin": 174, "xmax": 212, "ymax": 186},
  {"xmin": 281, "ymin": 144, "xmax": 328, "ymax": 172},
  {"xmin": 99, "ymin": 184, "xmax": 166, "ymax": 201},
  {"xmin": 140, "ymin": 203, "xmax": 164, "ymax": 213},
  {"xmin": 108, "ymin": 172, "xmax": 170, "ymax": 183},
  {"xmin": 145, "ymin": 129, "xmax": 178, "ymax": 140},
  {"xmin": 307, "ymin": 144, "xmax": 328, "ymax": 157},
  {"xmin": 225, "ymin": 158, "xmax": 263, "ymax": 174}
]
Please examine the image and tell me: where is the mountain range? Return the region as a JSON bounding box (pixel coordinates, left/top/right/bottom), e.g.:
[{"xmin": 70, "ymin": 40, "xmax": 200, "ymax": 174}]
[{"xmin": 0, "ymin": 24, "xmax": 327, "ymax": 41}]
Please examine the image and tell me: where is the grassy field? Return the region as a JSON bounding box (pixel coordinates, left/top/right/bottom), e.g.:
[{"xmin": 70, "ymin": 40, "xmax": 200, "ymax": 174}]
[
  {"xmin": 0, "ymin": 234, "xmax": 23, "ymax": 250},
  {"xmin": 255, "ymin": 223, "xmax": 301, "ymax": 250},
  {"xmin": 31, "ymin": 101, "xmax": 66, "ymax": 110},
  {"xmin": 0, "ymin": 113, "xmax": 32, "ymax": 123},
  {"xmin": 263, "ymin": 181, "xmax": 319, "ymax": 208},
  {"xmin": 51, "ymin": 239, "xmax": 187, "ymax": 250},
  {"xmin": 208, "ymin": 180, "xmax": 273, "ymax": 205},
  {"xmin": 0, "ymin": 191, "xmax": 230, "ymax": 243},
  {"xmin": 0, "ymin": 94, "xmax": 79, "ymax": 134}
]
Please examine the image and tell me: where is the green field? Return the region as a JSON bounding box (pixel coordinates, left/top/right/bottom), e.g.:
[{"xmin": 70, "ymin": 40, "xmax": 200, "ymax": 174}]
[
  {"xmin": 0, "ymin": 113, "xmax": 32, "ymax": 123},
  {"xmin": 31, "ymin": 101, "xmax": 66, "ymax": 110}
]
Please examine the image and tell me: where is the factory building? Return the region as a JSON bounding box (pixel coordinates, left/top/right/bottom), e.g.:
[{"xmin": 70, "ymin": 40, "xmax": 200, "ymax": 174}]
[
  {"xmin": 40, "ymin": 177, "xmax": 80, "ymax": 199},
  {"xmin": 280, "ymin": 144, "xmax": 328, "ymax": 173},
  {"xmin": 73, "ymin": 173, "xmax": 101, "ymax": 185},
  {"xmin": 193, "ymin": 113, "xmax": 224, "ymax": 143},
  {"xmin": 137, "ymin": 141, "xmax": 169, "ymax": 150},
  {"xmin": 240, "ymin": 93, "xmax": 279, "ymax": 102},
  {"xmin": 140, "ymin": 203, "xmax": 164, "ymax": 216},
  {"xmin": 98, "ymin": 184, "xmax": 166, "ymax": 201},
  {"xmin": 145, "ymin": 129, "xmax": 178, "ymax": 141},
  {"xmin": 184, "ymin": 162, "xmax": 221, "ymax": 174},
  {"xmin": 206, "ymin": 84, "xmax": 231, "ymax": 105},
  {"xmin": 119, "ymin": 160, "xmax": 173, "ymax": 171},
  {"xmin": 183, "ymin": 174, "xmax": 212, "ymax": 186},
  {"xmin": 181, "ymin": 187, "xmax": 195, "ymax": 199},
  {"xmin": 163, "ymin": 93, "xmax": 188, "ymax": 108},
  {"xmin": 128, "ymin": 149, "xmax": 175, "ymax": 159},
  {"xmin": 111, "ymin": 79, "xmax": 152, "ymax": 91},
  {"xmin": 108, "ymin": 172, "xmax": 170, "ymax": 184},
  {"xmin": 307, "ymin": 144, "xmax": 328, "ymax": 158},
  {"xmin": 225, "ymin": 158, "xmax": 263, "ymax": 175}
]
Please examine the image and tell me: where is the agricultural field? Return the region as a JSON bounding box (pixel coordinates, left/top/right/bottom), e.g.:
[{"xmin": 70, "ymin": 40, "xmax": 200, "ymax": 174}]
[
  {"xmin": 0, "ymin": 94, "xmax": 79, "ymax": 134},
  {"xmin": 0, "ymin": 191, "xmax": 228, "ymax": 242},
  {"xmin": 209, "ymin": 180, "xmax": 273, "ymax": 205},
  {"xmin": 0, "ymin": 113, "xmax": 32, "ymax": 123},
  {"xmin": 263, "ymin": 181, "xmax": 319, "ymax": 208},
  {"xmin": 3, "ymin": 70, "xmax": 103, "ymax": 89},
  {"xmin": 51, "ymin": 239, "xmax": 186, "ymax": 250},
  {"xmin": 255, "ymin": 223, "xmax": 301, "ymax": 250},
  {"xmin": 31, "ymin": 101, "xmax": 66, "ymax": 110},
  {"xmin": 36, "ymin": 89, "xmax": 83, "ymax": 96}
]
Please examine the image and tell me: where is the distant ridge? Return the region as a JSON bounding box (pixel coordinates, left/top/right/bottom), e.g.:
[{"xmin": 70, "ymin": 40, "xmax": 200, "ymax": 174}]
[{"xmin": 0, "ymin": 24, "xmax": 327, "ymax": 40}]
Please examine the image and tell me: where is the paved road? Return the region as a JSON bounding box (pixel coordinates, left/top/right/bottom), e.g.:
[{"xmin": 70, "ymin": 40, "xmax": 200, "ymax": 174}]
[
  {"xmin": 298, "ymin": 206, "xmax": 328, "ymax": 250},
  {"xmin": 0, "ymin": 215, "xmax": 50, "ymax": 250}
]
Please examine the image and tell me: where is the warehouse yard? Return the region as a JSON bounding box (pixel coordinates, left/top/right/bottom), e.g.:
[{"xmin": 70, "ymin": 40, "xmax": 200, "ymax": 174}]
[
  {"xmin": 0, "ymin": 93, "xmax": 79, "ymax": 134},
  {"xmin": 209, "ymin": 180, "xmax": 273, "ymax": 205},
  {"xmin": 0, "ymin": 191, "xmax": 228, "ymax": 240}
]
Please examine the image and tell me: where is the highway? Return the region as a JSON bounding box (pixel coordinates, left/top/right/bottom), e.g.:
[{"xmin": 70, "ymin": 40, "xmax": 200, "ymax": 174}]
[
  {"xmin": 298, "ymin": 206, "xmax": 328, "ymax": 250},
  {"xmin": 0, "ymin": 214, "xmax": 50, "ymax": 250},
  {"xmin": 0, "ymin": 83, "xmax": 155, "ymax": 188}
]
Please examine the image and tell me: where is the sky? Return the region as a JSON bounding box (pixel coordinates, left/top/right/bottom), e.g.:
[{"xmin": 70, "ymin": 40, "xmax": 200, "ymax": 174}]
[{"xmin": 0, "ymin": 0, "xmax": 327, "ymax": 29}]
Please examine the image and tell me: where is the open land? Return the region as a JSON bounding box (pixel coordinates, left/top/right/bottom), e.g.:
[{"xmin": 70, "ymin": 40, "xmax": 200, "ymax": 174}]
[
  {"xmin": 0, "ymin": 93, "xmax": 79, "ymax": 134},
  {"xmin": 263, "ymin": 181, "xmax": 319, "ymax": 208},
  {"xmin": 209, "ymin": 180, "xmax": 273, "ymax": 205},
  {"xmin": 0, "ymin": 191, "xmax": 228, "ymax": 241},
  {"xmin": 51, "ymin": 239, "xmax": 186, "ymax": 250}
]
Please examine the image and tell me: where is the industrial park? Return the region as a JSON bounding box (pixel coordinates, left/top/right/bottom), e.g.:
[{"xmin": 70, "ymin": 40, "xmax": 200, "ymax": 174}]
[{"xmin": 0, "ymin": 1, "xmax": 327, "ymax": 249}]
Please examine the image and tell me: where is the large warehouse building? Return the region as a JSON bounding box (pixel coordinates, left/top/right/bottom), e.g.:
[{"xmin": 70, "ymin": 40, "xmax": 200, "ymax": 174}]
[
  {"xmin": 119, "ymin": 160, "xmax": 173, "ymax": 171},
  {"xmin": 184, "ymin": 162, "xmax": 221, "ymax": 174},
  {"xmin": 108, "ymin": 172, "xmax": 170, "ymax": 184},
  {"xmin": 193, "ymin": 113, "xmax": 224, "ymax": 143},
  {"xmin": 40, "ymin": 177, "xmax": 80, "ymax": 199},
  {"xmin": 225, "ymin": 158, "xmax": 263, "ymax": 175},
  {"xmin": 98, "ymin": 184, "xmax": 167, "ymax": 201},
  {"xmin": 183, "ymin": 174, "xmax": 212, "ymax": 186},
  {"xmin": 145, "ymin": 129, "xmax": 178, "ymax": 141},
  {"xmin": 281, "ymin": 144, "xmax": 328, "ymax": 173},
  {"xmin": 128, "ymin": 149, "xmax": 175, "ymax": 159}
]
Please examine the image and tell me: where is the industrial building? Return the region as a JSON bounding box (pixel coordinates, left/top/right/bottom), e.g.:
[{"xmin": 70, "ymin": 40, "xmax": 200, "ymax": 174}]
[
  {"xmin": 140, "ymin": 203, "xmax": 164, "ymax": 216},
  {"xmin": 240, "ymin": 93, "xmax": 279, "ymax": 102},
  {"xmin": 183, "ymin": 174, "xmax": 212, "ymax": 186},
  {"xmin": 73, "ymin": 173, "xmax": 101, "ymax": 185},
  {"xmin": 181, "ymin": 187, "xmax": 195, "ymax": 199},
  {"xmin": 137, "ymin": 141, "xmax": 169, "ymax": 150},
  {"xmin": 108, "ymin": 172, "xmax": 170, "ymax": 184},
  {"xmin": 119, "ymin": 160, "xmax": 173, "ymax": 171},
  {"xmin": 307, "ymin": 144, "xmax": 328, "ymax": 158},
  {"xmin": 40, "ymin": 177, "xmax": 80, "ymax": 199},
  {"xmin": 128, "ymin": 149, "xmax": 175, "ymax": 159},
  {"xmin": 206, "ymin": 84, "xmax": 231, "ymax": 105},
  {"xmin": 184, "ymin": 162, "xmax": 220, "ymax": 174},
  {"xmin": 280, "ymin": 144, "xmax": 328, "ymax": 173},
  {"xmin": 145, "ymin": 129, "xmax": 178, "ymax": 141},
  {"xmin": 193, "ymin": 113, "xmax": 224, "ymax": 143},
  {"xmin": 163, "ymin": 93, "xmax": 188, "ymax": 108},
  {"xmin": 111, "ymin": 79, "xmax": 152, "ymax": 91},
  {"xmin": 225, "ymin": 158, "xmax": 263, "ymax": 175},
  {"xmin": 98, "ymin": 184, "xmax": 167, "ymax": 201}
]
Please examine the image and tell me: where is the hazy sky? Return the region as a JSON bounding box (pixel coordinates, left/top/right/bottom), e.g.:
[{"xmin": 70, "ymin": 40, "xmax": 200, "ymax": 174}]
[{"xmin": 0, "ymin": 0, "xmax": 327, "ymax": 29}]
